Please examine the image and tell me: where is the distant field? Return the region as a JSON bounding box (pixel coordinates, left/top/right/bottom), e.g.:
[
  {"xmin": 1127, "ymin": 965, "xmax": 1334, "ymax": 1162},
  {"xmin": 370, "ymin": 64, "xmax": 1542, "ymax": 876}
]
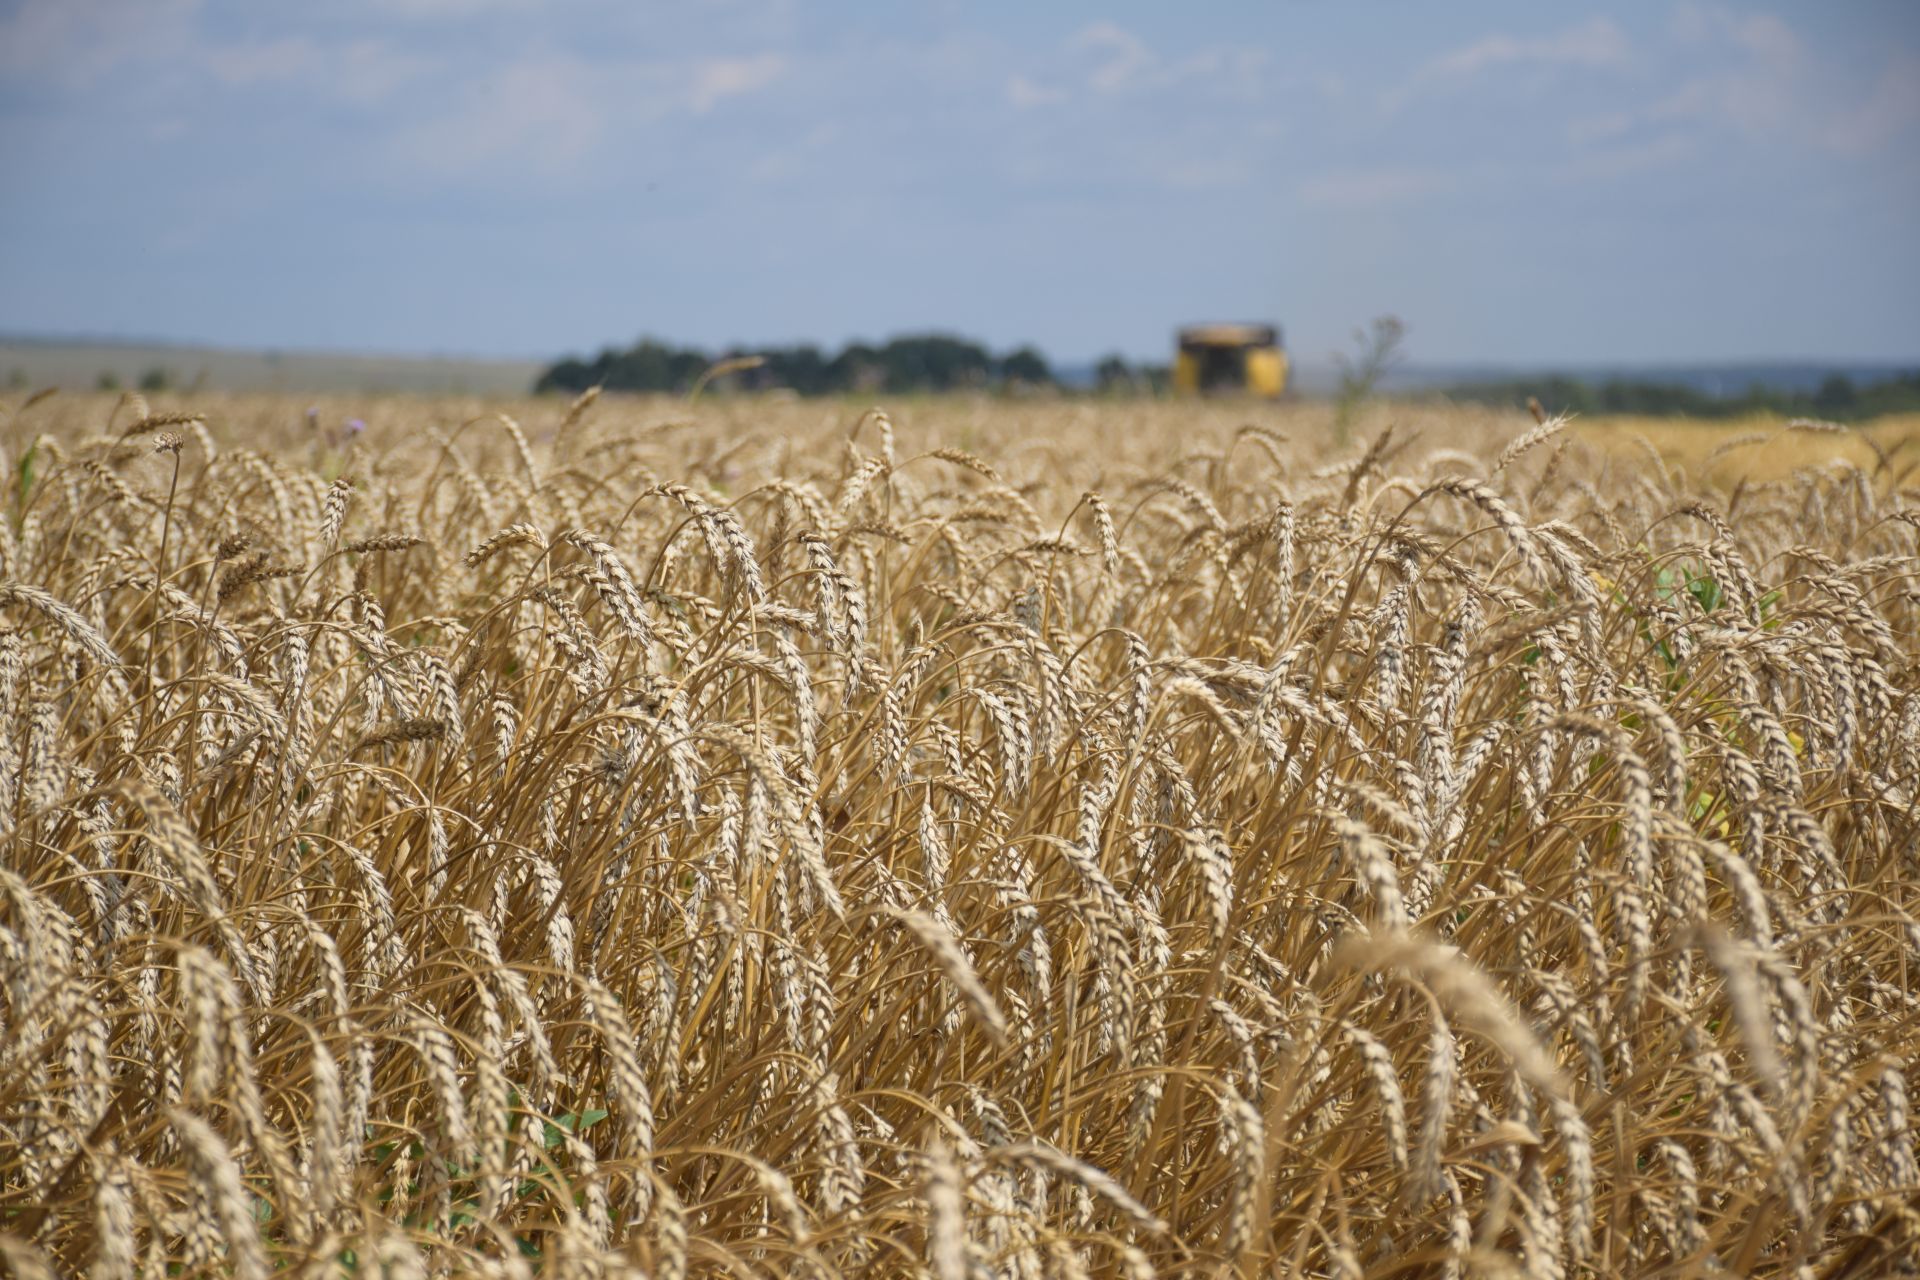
[
  {"xmin": 1577, "ymin": 411, "xmax": 1920, "ymax": 482},
  {"xmin": 0, "ymin": 338, "xmax": 545, "ymax": 396},
  {"xmin": 12, "ymin": 380, "xmax": 1914, "ymax": 475}
]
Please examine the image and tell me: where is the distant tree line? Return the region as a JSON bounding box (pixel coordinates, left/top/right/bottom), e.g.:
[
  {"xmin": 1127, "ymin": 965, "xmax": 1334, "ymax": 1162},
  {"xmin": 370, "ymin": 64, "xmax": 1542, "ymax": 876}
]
[
  {"xmin": 537, "ymin": 334, "xmax": 1058, "ymax": 396},
  {"xmin": 1093, "ymin": 354, "xmax": 1172, "ymax": 395},
  {"xmin": 1438, "ymin": 371, "xmax": 1920, "ymax": 421},
  {"xmin": 538, "ymin": 336, "xmax": 1920, "ymax": 418}
]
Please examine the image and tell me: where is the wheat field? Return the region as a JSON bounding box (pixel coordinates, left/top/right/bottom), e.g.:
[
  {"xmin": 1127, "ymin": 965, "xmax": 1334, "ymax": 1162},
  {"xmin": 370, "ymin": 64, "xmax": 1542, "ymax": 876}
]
[{"xmin": 0, "ymin": 390, "xmax": 1915, "ymax": 1278}]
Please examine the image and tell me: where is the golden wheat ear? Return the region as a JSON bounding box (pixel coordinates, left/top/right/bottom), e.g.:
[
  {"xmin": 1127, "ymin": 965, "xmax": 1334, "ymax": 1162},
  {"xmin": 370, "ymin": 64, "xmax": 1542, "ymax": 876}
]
[{"xmin": 2, "ymin": 388, "xmax": 1914, "ymax": 1276}]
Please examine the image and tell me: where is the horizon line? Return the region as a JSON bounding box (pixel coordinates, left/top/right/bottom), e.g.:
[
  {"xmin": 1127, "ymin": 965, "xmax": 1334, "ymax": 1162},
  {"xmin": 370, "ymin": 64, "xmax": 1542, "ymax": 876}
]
[{"xmin": 3, "ymin": 330, "xmax": 1918, "ymax": 373}]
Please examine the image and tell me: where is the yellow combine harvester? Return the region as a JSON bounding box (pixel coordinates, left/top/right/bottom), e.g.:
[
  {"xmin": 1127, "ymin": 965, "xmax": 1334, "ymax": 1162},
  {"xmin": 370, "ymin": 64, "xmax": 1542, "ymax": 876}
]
[{"xmin": 1172, "ymin": 323, "xmax": 1288, "ymax": 398}]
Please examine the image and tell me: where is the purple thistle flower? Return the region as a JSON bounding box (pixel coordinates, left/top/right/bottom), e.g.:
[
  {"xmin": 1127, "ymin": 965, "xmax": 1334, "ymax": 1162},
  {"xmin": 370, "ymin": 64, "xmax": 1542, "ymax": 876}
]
[{"xmin": 345, "ymin": 417, "xmax": 366, "ymax": 436}]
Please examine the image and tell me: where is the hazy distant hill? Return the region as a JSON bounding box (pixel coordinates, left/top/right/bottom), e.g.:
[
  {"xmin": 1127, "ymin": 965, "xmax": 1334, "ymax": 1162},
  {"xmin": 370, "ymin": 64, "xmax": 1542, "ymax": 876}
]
[
  {"xmin": 1047, "ymin": 359, "xmax": 1919, "ymax": 398},
  {"xmin": 1366, "ymin": 361, "xmax": 1920, "ymax": 399},
  {"xmin": 0, "ymin": 336, "xmax": 545, "ymax": 397}
]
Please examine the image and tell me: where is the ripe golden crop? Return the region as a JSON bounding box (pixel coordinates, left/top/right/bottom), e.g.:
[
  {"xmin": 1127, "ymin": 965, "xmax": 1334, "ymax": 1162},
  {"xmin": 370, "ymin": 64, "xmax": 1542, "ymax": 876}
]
[{"xmin": 1, "ymin": 391, "xmax": 1915, "ymax": 1277}]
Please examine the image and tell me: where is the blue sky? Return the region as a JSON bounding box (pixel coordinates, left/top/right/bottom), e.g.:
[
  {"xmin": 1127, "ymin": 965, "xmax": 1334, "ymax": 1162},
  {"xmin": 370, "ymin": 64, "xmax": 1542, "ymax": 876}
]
[{"xmin": 1, "ymin": 0, "xmax": 1916, "ymax": 365}]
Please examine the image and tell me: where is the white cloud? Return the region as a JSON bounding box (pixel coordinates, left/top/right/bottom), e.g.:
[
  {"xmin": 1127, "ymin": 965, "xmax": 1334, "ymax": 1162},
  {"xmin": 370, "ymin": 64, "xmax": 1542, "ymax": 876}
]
[
  {"xmin": 1726, "ymin": 13, "xmax": 1800, "ymax": 65},
  {"xmin": 1672, "ymin": 4, "xmax": 1802, "ymax": 65},
  {"xmin": 1554, "ymin": 133, "xmax": 1699, "ymax": 183},
  {"xmin": 368, "ymin": 0, "xmax": 537, "ymax": 16},
  {"xmin": 1650, "ymin": 10, "xmax": 1916, "ymax": 156},
  {"xmin": 1006, "ymin": 75, "xmax": 1067, "ymax": 110},
  {"xmin": 687, "ymin": 53, "xmax": 786, "ymax": 114},
  {"xmin": 1380, "ymin": 17, "xmax": 1628, "ymax": 116},
  {"xmin": 1160, "ymin": 156, "xmax": 1256, "ymax": 189},
  {"xmin": 382, "ymin": 48, "xmax": 790, "ymax": 180},
  {"xmin": 747, "ymin": 122, "xmax": 839, "ymax": 183},
  {"xmin": 201, "ymin": 37, "xmax": 424, "ymax": 106},
  {"xmin": 1072, "ymin": 22, "xmax": 1154, "ymax": 94},
  {"xmin": 1164, "ymin": 47, "xmax": 1270, "ymax": 103},
  {"xmin": 387, "ymin": 55, "xmax": 607, "ymax": 178},
  {"xmin": 1422, "ymin": 17, "xmax": 1630, "ymax": 82},
  {"xmin": 0, "ymin": 0, "xmax": 201, "ymax": 87},
  {"xmin": 201, "ymin": 36, "xmax": 321, "ymax": 85},
  {"xmin": 335, "ymin": 41, "xmax": 432, "ymax": 106},
  {"xmin": 1819, "ymin": 54, "xmax": 1920, "ymax": 154},
  {"xmin": 1059, "ymin": 21, "xmax": 1272, "ymax": 104},
  {"xmin": 1566, "ymin": 111, "xmax": 1635, "ymax": 145},
  {"xmin": 1299, "ymin": 167, "xmax": 1452, "ymax": 210},
  {"xmin": 0, "ymin": 1, "xmax": 423, "ymax": 110}
]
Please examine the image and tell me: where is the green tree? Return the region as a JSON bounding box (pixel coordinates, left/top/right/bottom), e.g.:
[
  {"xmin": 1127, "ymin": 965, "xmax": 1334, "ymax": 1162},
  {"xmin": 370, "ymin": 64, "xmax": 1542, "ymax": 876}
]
[
  {"xmin": 999, "ymin": 346, "xmax": 1052, "ymax": 387},
  {"xmin": 877, "ymin": 335, "xmax": 994, "ymax": 392},
  {"xmin": 1812, "ymin": 374, "xmax": 1857, "ymax": 416},
  {"xmin": 538, "ymin": 332, "xmax": 1064, "ymax": 397},
  {"xmin": 1094, "ymin": 354, "xmax": 1134, "ymax": 394}
]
